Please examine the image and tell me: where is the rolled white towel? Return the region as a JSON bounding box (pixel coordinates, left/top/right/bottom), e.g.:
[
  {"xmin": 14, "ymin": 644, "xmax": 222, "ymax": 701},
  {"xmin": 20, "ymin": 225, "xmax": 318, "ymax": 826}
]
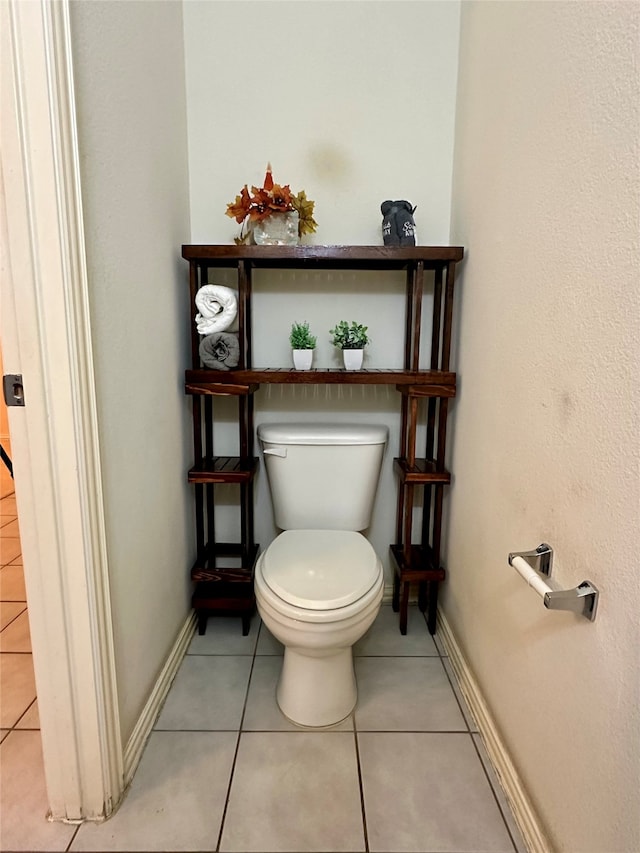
[{"xmin": 195, "ymin": 285, "xmax": 238, "ymax": 335}]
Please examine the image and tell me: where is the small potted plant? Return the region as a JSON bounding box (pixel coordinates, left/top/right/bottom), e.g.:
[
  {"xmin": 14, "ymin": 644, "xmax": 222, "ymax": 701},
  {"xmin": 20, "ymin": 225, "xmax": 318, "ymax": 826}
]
[
  {"xmin": 290, "ymin": 321, "xmax": 317, "ymax": 370},
  {"xmin": 329, "ymin": 320, "xmax": 370, "ymax": 370}
]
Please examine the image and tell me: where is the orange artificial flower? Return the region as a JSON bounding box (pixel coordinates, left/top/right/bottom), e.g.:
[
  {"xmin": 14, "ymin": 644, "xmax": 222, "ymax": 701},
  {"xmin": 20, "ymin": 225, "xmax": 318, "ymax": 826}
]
[
  {"xmin": 225, "ymin": 185, "xmax": 251, "ymax": 223},
  {"xmin": 226, "ymin": 164, "xmax": 316, "ymax": 241}
]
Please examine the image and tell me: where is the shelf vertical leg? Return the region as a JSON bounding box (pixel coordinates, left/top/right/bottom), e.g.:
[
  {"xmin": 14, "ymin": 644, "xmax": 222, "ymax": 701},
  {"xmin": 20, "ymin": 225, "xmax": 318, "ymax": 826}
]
[
  {"xmin": 410, "ymin": 262, "xmax": 424, "ymax": 371},
  {"xmin": 192, "ymin": 394, "xmax": 205, "ymax": 561},
  {"xmin": 431, "ymin": 265, "xmax": 444, "ymax": 370},
  {"xmin": 204, "ymin": 395, "xmax": 215, "ymax": 563},
  {"xmin": 441, "ymin": 261, "xmax": 457, "ymax": 372},
  {"xmin": 399, "ymin": 581, "xmax": 410, "ymax": 635},
  {"xmin": 426, "ymin": 580, "xmax": 439, "ymax": 635},
  {"xmin": 189, "ymin": 261, "xmax": 202, "ymax": 367},
  {"xmin": 197, "ymin": 611, "xmax": 208, "ymax": 636},
  {"xmin": 237, "ymin": 260, "xmax": 252, "ymax": 369},
  {"xmin": 403, "ymin": 265, "xmax": 415, "ymax": 369}
]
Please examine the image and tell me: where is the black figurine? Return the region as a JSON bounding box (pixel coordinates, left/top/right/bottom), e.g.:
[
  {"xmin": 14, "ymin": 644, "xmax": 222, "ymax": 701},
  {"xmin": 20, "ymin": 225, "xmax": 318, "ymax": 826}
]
[{"xmin": 381, "ymin": 200, "xmax": 417, "ymax": 246}]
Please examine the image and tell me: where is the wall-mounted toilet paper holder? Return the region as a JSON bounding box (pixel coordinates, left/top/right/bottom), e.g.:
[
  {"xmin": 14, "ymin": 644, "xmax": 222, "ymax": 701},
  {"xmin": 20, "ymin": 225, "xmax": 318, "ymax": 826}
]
[{"xmin": 508, "ymin": 544, "xmax": 599, "ymax": 622}]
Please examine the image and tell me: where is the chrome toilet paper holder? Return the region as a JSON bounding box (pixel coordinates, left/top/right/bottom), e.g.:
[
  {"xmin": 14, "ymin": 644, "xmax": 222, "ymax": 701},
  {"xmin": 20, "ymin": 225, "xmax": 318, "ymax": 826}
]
[{"xmin": 508, "ymin": 544, "xmax": 599, "ymax": 622}]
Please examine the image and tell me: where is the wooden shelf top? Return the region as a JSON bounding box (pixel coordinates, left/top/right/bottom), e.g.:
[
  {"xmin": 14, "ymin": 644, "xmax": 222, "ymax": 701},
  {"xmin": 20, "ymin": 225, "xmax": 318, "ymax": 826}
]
[
  {"xmin": 185, "ymin": 367, "xmax": 456, "ymax": 392},
  {"xmin": 182, "ymin": 244, "xmax": 464, "ymax": 269}
]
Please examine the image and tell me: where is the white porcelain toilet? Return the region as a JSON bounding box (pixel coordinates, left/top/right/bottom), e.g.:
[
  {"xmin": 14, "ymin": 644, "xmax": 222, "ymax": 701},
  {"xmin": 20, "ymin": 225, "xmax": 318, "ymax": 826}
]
[{"xmin": 255, "ymin": 422, "xmax": 387, "ymax": 727}]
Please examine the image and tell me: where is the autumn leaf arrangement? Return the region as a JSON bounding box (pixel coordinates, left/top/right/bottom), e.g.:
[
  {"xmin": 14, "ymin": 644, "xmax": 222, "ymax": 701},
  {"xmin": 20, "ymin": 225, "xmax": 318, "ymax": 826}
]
[{"xmin": 226, "ymin": 163, "xmax": 317, "ymax": 244}]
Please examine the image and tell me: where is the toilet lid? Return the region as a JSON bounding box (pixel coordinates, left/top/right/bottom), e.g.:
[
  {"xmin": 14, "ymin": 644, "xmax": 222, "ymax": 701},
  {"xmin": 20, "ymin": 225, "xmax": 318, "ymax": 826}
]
[{"xmin": 262, "ymin": 530, "xmax": 379, "ymax": 610}]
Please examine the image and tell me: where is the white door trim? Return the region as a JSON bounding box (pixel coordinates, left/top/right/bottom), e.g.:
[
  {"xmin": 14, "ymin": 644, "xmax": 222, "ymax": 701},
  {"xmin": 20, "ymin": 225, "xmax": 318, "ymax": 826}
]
[{"xmin": 1, "ymin": 0, "xmax": 123, "ymax": 821}]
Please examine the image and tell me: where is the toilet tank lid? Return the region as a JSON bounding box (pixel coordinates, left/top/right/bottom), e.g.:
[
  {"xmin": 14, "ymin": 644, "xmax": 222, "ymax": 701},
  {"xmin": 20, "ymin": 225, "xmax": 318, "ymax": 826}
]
[{"xmin": 258, "ymin": 423, "xmax": 388, "ymax": 446}]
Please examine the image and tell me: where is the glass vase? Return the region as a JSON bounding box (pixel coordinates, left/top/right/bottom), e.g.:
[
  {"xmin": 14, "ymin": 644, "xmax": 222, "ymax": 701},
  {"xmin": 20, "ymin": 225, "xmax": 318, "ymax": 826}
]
[{"xmin": 253, "ymin": 211, "xmax": 299, "ymax": 246}]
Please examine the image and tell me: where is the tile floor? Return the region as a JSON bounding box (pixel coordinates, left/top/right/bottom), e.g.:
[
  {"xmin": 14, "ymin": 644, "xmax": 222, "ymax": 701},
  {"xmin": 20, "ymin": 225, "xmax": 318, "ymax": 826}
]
[{"xmin": 0, "ymin": 496, "xmax": 527, "ymax": 853}]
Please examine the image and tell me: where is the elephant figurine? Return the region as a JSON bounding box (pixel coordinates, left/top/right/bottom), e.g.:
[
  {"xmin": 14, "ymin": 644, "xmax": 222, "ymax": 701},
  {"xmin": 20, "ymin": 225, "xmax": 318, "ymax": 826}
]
[{"xmin": 381, "ymin": 200, "xmax": 417, "ymax": 246}]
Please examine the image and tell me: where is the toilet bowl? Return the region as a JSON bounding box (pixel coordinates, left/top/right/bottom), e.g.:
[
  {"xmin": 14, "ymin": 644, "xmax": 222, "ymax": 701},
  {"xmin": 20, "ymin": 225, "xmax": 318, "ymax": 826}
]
[
  {"xmin": 256, "ymin": 422, "xmax": 388, "ymax": 727},
  {"xmin": 255, "ymin": 529, "xmax": 384, "ymax": 727}
]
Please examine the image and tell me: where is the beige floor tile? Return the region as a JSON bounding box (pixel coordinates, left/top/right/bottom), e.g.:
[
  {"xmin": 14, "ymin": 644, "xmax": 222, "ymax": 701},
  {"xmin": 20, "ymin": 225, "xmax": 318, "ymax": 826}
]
[
  {"xmin": 255, "ymin": 621, "xmax": 284, "ymax": 655},
  {"xmin": 0, "ymin": 608, "xmax": 31, "ymax": 651},
  {"xmin": 0, "ymin": 536, "xmax": 21, "ymax": 565},
  {"xmin": 354, "ymin": 656, "xmax": 466, "ymax": 731},
  {"xmin": 0, "ymin": 731, "xmax": 76, "ymax": 851},
  {"xmin": 71, "ymin": 731, "xmax": 236, "ymax": 852},
  {"xmin": 354, "ymin": 604, "xmax": 438, "ymax": 656},
  {"xmin": 16, "ymin": 698, "xmax": 40, "ymax": 729},
  {"xmin": 243, "ymin": 656, "xmax": 353, "ymax": 732},
  {"xmin": 0, "ymin": 518, "xmax": 19, "ymax": 537},
  {"xmin": 154, "ymin": 655, "xmax": 252, "ymax": 730},
  {"xmin": 188, "ymin": 613, "xmax": 259, "ymax": 655},
  {"xmin": 220, "ymin": 732, "xmax": 365, "ymax": 852},
  {"xmin": 0, "ymin": 468, "xmax": 14, "ymax": 500},
  {"xmin": 0, "ymin": 601, "xmax": 26, "ymax": 630},
  {"xmin": 0, "ymin": 495, "xmax": 17, "ymax": 516},
  {"xmin": 0, "ymin": 563, "xmax": 26, "ymax": 601},
  {"xmin": 0, "ymin": 653, "xmax": 36, "ymax": 727},
  {"xmin": 359, "ymin": 732, "xmax": 514, "ymax": 853}
]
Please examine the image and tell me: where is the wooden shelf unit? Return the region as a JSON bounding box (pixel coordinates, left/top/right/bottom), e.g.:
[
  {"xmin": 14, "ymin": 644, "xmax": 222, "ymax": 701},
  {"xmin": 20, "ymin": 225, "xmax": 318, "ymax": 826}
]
[{"xmin": 183, "ymin": 244, "xmax": 463, "ymax": 635}]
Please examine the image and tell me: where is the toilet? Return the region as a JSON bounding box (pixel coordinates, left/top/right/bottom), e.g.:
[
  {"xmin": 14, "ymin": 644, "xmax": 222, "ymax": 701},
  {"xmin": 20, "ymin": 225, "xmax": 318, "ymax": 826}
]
[{"xmin": 255, "ymin": 422, "xmax": 387, "ymax": 727}]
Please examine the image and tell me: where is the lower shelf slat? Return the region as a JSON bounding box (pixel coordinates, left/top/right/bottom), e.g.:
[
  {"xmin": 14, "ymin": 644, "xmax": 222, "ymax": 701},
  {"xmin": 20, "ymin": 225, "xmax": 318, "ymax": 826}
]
[
  {"xmin": 190, "ymin": 542, "xmax": 259, "ymax": 582},
  {"xmin": 390, "ymin": 543, "xmax": 446, "ymax": 583},
  {"xmin": 188, "ymin": 456, "xmax": 258, "ymax": 484},
  {"xmin": 393, "ymin": 457, "xmax": 451, "ymax": 484}
]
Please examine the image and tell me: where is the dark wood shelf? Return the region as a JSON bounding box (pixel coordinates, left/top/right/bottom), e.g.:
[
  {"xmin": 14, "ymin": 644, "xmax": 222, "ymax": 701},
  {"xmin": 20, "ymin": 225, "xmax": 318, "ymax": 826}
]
[
  {"xmin": 190, "ymin": 543, "xmax": 259, "ymax": 635},
  {"xmin": 188, "ymin": 456, "xmax": 258, "ymax": 484},
  {"xmin": 190, "ymin": 542, "xmax": 259, "ymax": 581},
  {"xmin": 186, "ymin": 368, "xmax": 456, "ymax": 392},
  {"xmin": 191, "ymin": 580, "xmax": 255, "ymax": 636},
  {"xmin": 183, "ymin": 243, "xmax": 463, "ymax": 635},
  {"xmin": 393, "ymin": 458, "xmax": 451, "ymax": 485},
  {"xmin": 183, "ymin": 244, "xmax": 463, "ymax": 270}
]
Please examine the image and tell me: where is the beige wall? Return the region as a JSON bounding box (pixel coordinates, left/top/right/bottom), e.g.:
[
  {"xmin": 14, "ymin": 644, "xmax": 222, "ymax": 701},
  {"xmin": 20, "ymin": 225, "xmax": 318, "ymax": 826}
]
[
  {"xmin": 70, "ymin": 0, "xmax": 192, "ymax": 745},
  {"xmin": 447, "ymin": 3, "xmax": 640, "ymax": 851},
  {"xmin": 183, "ymin": 0, "xmax": 462, "ymax": 581},
  {"xmin": 0, "ymin": 347, "xmax": 9, "ymax": 443}
]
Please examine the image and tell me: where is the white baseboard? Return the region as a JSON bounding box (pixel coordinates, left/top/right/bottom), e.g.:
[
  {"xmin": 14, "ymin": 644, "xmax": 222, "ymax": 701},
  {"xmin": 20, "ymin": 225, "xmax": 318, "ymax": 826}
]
[
  {"xmin": 123, "ymin": 611, "xmax": 196, "ymax": 785},
  {"xmin": 437, "ymin": 609, "xmax": 552, "ymax": 853}
]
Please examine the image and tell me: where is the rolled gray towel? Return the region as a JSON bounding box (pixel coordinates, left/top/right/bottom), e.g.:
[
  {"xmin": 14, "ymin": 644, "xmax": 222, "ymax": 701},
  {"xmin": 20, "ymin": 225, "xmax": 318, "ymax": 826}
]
[{"xmin": 199, "ymin": 332, "xmax": 240, "ymax": 370}]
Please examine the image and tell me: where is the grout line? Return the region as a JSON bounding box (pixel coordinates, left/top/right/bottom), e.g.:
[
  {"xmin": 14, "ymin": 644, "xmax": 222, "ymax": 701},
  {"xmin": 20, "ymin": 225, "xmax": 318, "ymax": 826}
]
[
  {"xmin": 65, "ymin": 823, "xmax": 80, "ymax": 852},
  {"xmin": 10, "ymin": 695, "xmax": 37, "ymax": 730},
  {"xmin": 353, "ymin": 719, "xmax": 369, "ymax": 853},
  {"xmin": 215, "ymin": 621, "xmax": 261, "ymax": 852},
  {"xmin": 215, "ymin": 727, "xmax": 242, "ymax": 853}
]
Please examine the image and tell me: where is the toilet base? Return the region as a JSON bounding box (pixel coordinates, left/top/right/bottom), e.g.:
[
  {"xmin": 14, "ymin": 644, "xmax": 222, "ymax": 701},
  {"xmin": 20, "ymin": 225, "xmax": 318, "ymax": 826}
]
[{"xmin": 276, "ymin": 646, "xmax": 356, "ymax": 727}]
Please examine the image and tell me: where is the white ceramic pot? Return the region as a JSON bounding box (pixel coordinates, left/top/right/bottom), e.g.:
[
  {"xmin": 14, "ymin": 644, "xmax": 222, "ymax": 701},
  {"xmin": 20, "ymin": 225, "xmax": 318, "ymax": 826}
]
[
  {"xmin": 342, "ymin": 349, "xmax": 364, "ymax": 370},
  {"xmin": 292, "ymin": 349, "xmax": 314, "ymax": 370}
]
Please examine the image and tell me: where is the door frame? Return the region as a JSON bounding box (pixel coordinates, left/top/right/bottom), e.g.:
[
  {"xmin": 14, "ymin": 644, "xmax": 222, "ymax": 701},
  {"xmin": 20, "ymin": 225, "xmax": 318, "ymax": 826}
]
[{"xmin": 1, "ymin": 0, "xmax": 123, "ymax": 821}]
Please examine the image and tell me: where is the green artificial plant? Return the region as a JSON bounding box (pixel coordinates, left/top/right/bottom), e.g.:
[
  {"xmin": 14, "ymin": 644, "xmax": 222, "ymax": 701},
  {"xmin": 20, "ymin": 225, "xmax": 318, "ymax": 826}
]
[
  {"xmin": 329, "ymin": 320, "xmax": 370, "ymax": 350},
  {"xmin": 289, "ymin": 321, "xmax": 317, "ymax": 350}
]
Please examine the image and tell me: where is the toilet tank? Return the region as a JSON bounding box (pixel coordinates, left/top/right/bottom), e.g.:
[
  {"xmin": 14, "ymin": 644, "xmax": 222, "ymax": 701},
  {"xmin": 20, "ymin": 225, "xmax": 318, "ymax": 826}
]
[{"xmin": 258, "ymin": 423, "xmax": 388, "ymax": 531}]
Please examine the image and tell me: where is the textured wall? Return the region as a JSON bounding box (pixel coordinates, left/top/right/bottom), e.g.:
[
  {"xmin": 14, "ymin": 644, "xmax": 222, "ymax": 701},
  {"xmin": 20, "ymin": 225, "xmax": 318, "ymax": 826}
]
[
  {"xmin": 70, "ymin": 0, "xmax": 193, "ymax": 745},
  {"xmin": 447, "ymin": 2, "xmax": 640, "ymax": 851}
]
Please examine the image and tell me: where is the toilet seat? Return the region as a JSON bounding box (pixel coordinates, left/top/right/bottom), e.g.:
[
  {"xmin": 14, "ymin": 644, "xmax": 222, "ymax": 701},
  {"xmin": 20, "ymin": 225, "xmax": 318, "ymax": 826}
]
[{"xmin": 261, "ymin": 530, "xmax": 380, "ymax": 611}]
